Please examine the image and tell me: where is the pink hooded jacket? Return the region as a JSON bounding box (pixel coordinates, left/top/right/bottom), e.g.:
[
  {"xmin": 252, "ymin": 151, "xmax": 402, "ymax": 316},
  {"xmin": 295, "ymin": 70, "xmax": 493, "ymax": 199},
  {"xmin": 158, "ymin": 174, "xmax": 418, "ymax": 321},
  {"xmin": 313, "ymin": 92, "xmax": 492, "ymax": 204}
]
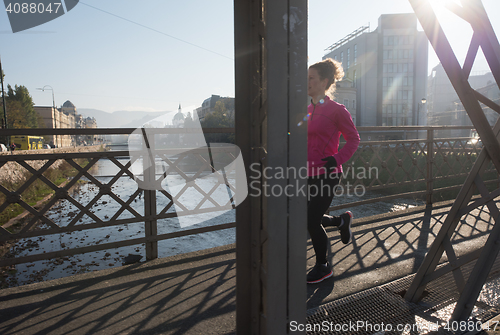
[{"xmin": 307, "ymin": 96, "xmax": 360, "ymax": 177}]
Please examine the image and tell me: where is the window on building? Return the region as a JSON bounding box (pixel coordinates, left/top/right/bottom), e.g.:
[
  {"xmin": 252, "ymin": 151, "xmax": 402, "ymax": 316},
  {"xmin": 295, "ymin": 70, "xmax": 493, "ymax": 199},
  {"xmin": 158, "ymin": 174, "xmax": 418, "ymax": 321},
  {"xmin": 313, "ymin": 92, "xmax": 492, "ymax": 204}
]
[
  {"xmin": 343, "ymin": 99, "xmax": 349, "ymax": 108},
  {"xmin": 353, "ymin": 70, "xmax": 357, "ymax": 87},
  {"xmin": 347, "ymin": 48, "xmax": 350, "ymax": 69},
  {"xmin": 391, "ymin": 88, "xmax": 397, "ymax": 100},
  {"xmin": 334, "ymin": 55, "xmax": 337, "ymax": 61},
  {"xmin": 383, "ymin": 88, "xmax": 389, "ymax": 100},
  {"xmin": 354, "ymin": 44, "xmax": 357, "ymax": 65},
  {"xmin": 340, "ymin": 51, "xmax": 343, "ymax": 65},
  {"xmin": 388, "ymin": 36, "xmax": 394, "ymax": 45},
  {"xmin": 352, "ymin": 99, "xmax": 356, "ymax": 110}
]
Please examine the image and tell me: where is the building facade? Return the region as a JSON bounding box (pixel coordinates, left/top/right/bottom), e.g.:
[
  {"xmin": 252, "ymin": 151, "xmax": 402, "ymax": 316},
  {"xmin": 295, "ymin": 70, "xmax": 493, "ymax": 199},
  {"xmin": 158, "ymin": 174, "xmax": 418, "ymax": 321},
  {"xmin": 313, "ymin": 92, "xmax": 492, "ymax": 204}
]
[
  {"xmin": 323, "ymin": 14, "xmax": 428, "ymax": 138},
  {"xmin": 431, "ymin": 80, "xmax": 500, "ymax": 138},
  {"xmin": 35, "ymin": 100, "xmax": 98, "ymax": 147},
  {"xmin": 334, "ymin": 78, "xmax": 357, "ymax": 126},
  {"xmin": 34, "ymin": 106, "xmax": 72, "ymax": 147},
  {"xmin": 427, "ymin": 63, "xmax": 495, "ymax": 136},
  {"xmin": 197, "ymin": 95, "xmax": 235, "ymax": 121},
  {"xmin": 84, "ymin": 116, "xmax": 98, "ymax": 145}
]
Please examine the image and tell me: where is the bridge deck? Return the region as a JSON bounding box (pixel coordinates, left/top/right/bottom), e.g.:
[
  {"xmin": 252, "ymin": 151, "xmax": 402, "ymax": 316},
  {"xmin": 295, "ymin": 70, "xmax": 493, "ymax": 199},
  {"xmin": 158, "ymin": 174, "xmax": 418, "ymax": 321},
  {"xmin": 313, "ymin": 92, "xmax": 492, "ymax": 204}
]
[{"xmin": 0, "ymin": 199, "xmax": 498, "ymax": 335}]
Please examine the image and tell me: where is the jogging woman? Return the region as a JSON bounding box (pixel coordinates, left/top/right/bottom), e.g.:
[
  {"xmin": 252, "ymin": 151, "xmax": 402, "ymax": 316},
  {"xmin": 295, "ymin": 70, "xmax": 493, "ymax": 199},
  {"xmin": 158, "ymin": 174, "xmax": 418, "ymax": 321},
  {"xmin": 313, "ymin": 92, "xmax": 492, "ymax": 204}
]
[{"xmin": 306, "ymin": 58, "xmax": 360, "ymax": 284}]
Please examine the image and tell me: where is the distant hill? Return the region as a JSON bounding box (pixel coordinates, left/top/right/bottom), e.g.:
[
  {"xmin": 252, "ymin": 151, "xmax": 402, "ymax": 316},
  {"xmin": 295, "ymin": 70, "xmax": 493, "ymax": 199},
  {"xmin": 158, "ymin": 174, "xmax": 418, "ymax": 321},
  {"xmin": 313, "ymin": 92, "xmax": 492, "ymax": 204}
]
[{"xmin": 78, "ymin": 109, "xmax": 172, "ymax": 128}]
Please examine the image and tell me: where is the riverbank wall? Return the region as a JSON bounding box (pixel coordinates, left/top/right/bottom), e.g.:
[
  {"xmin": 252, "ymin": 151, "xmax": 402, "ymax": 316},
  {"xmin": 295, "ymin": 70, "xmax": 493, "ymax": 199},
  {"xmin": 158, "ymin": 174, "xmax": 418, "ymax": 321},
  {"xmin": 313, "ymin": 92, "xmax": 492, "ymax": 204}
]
[{"xmin": 0, "ymin": 145, "xmax": 105, "ymax": 184}]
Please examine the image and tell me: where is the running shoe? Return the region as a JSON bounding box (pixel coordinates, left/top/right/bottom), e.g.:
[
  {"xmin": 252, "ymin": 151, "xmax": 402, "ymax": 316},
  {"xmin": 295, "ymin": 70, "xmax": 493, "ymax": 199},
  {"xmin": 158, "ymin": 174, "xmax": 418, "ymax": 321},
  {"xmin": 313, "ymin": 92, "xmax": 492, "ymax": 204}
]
[
  {"xmin": 338, "ymin": 211, "xmax": 353, "ymax": 244},
  {"xmin": 307, "ymin": 263, "xmax": 333, "ymax": 284}
]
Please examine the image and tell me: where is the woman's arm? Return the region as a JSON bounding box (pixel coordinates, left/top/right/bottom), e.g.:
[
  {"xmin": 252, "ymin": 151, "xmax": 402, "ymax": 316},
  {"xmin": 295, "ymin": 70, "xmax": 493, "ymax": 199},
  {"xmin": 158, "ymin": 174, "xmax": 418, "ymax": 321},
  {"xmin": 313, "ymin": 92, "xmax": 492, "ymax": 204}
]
[{"xmin": 333, "ymin": 107, "xmax": 360, "ymax": 166}]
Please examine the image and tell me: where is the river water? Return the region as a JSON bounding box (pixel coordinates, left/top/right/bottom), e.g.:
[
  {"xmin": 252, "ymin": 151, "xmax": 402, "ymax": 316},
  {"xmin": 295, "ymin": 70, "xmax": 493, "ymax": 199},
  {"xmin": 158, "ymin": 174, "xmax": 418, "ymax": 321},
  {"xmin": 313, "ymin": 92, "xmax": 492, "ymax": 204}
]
[{"xmin": 1, "ymin": 156, "xmax": 423, "ymax": 288}]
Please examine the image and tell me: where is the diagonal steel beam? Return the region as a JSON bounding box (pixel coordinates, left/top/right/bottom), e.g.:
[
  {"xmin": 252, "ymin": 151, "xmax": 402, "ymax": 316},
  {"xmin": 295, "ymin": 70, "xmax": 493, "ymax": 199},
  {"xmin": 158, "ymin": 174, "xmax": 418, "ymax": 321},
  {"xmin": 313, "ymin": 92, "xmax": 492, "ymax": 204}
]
[
  {"xmin": 465, "ymin": 0, "xmax": 500, "ymax": 85},
  {"xmin": 450, "ymin": 176, "xmax": 500, "ymax": 320},
  {"xmin": 462, "ymin": 32, "xmax": 481, "ymax": 79},
  {"xmin": 406, "ymin": 0, "xmax": 500, "ymax": 321},
  {"xmin": 406, "ymin": 115, "xmax": 500, "ymax": 304},
  {"xmin": 409, "ymin": 0, "xmax": 500, "ymax": 173}
]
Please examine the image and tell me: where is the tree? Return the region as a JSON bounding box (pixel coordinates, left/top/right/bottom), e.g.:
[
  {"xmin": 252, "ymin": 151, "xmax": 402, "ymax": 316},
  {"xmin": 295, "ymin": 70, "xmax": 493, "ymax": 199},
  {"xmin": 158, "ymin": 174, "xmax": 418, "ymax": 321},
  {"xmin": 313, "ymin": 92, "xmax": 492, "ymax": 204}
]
[
  {"xmin": 184, "ymin": 112, "xmax": 195, "ymax": 128},
  {"xmin": 201, "ymin": 100, "xmax": 235, "ymax": 143},
  {"xmin": 0, "ymin": 84, "xmax": 38, "ymax": 128},
  {"xmin": 5, "ymin": 100, "xmax": 24, "ymax": 128}
]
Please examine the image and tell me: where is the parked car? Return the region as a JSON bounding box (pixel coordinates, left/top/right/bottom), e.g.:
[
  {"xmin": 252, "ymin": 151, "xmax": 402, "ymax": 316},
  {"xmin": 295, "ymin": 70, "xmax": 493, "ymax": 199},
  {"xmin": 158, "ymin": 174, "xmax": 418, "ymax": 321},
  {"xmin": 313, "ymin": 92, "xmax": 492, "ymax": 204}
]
[
  {"xmin": 43, "ymin": 144, "xmax": 51, "ymax": 149},
  {"xmin": 0, "ymin": 143, "xmax": 8, "ymax": 152}
]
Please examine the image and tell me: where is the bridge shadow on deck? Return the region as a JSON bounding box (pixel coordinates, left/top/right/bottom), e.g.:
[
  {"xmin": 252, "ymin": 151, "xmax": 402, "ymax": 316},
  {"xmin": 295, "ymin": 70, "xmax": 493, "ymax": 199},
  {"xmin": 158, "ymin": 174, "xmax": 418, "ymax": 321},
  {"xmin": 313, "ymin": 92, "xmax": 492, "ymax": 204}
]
[
  {"xmin": 306, "ymin": 199, "xmax": 496, "ymax": 310},
  {"xmin": 0, "ymin": 246, "xmax": 236, "ymax": 335},
  {"xmin": 0, "ymin": 199, "xmax": 497, "ymax": 335}
]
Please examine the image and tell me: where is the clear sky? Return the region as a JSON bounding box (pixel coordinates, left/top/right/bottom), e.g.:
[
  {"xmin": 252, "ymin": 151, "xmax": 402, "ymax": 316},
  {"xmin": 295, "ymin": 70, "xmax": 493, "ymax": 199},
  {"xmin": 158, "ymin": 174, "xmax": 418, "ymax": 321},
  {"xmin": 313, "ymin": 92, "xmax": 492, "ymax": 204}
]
[{"xmin": 0, "ymin": 0, "xmax": 499, "ymax": 114}]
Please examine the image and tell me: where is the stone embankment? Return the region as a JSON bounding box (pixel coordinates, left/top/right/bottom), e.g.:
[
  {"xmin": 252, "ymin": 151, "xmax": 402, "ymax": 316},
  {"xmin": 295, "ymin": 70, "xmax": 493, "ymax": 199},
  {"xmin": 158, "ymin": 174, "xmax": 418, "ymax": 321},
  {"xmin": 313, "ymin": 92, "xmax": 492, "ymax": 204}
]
[{"xmin": 0, "ymin": 145, "xmax": 105, "ymax": 184}]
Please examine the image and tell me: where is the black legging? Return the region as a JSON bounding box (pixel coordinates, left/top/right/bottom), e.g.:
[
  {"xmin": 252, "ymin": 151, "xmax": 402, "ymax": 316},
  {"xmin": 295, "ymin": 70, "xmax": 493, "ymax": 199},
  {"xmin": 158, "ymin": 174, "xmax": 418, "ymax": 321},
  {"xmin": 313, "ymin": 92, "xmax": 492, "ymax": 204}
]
[{"xmin": 308, "ymin": 173, "xmax": 341, "ymax": 265}]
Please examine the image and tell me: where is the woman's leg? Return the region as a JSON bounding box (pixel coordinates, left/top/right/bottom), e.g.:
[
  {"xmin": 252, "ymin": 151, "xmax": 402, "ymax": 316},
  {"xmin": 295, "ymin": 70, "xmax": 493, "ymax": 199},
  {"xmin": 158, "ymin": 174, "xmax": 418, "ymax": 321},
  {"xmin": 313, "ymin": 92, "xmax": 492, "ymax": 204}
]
[{"xmin": 307, "ymin": 174, "xmax": 340, "ymax": 265}]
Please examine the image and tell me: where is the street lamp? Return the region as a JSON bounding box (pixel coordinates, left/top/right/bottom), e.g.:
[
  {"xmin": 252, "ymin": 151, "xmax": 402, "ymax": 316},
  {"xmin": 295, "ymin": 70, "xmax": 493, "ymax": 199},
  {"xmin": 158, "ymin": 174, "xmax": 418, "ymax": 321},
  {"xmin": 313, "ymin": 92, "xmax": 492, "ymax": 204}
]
[
  {"xmin": 37, "ymin": 85, "xmax": 58, "ymax": 147},
  {"xmin": 417, "ymin": 98, "xmax": 427, "ymax": 139},
  {"xmin": 0, "ymin": 57, "xmax": 9, "ymax": 146}
]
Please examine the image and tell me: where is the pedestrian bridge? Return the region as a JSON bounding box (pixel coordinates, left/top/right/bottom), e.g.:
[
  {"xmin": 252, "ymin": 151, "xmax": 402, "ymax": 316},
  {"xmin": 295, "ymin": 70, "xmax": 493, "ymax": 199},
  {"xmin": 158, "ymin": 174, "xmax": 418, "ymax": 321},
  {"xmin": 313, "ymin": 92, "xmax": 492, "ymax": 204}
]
[
  {"xmin": 1, "ymin": 199, "xmax": 499, "ymax": 335},
  {"xmin": 0, "ymin": 127, "xmax": 499, "ymax": 334}
]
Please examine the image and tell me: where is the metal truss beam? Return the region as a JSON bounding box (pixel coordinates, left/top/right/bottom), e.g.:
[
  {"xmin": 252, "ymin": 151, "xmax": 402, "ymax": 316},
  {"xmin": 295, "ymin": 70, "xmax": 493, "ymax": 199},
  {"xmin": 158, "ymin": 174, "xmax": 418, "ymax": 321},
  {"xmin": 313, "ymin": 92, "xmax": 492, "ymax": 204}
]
[
  {"xmin": 235, "ymin": 0, "xmax": 308, "ymax": 334},
  {"xmin": 405, "ymin": 0, "xmax": 500, "ymax": 322}
]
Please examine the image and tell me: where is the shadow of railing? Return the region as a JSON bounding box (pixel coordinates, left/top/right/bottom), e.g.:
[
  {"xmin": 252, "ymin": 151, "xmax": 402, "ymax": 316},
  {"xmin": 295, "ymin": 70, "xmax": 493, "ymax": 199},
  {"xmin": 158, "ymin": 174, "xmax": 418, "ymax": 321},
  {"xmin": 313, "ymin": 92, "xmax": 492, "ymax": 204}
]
[
  {"xmin": 0, "ymin": 245, "xmax": 236, "ymax": 335},
  {"xmin": 306, "ymin": 198, "xmax": 498, "ymax": 309}
]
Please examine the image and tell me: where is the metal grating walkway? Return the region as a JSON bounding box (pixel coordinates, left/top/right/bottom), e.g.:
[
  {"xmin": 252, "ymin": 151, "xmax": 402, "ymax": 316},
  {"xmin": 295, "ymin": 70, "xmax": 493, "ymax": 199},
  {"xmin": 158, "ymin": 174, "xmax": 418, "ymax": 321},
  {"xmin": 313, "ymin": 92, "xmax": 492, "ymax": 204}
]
[{"xmin": 307, "ymin": 255, "xmax": 500, "ymax": 335}]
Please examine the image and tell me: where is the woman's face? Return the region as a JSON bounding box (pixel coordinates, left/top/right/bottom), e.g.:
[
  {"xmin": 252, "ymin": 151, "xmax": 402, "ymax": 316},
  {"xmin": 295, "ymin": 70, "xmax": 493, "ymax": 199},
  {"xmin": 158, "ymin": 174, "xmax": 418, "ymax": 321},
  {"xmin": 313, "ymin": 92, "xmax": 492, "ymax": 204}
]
[{"xmin": 308, "ymin": 68, "xmax": 327, "ymax": 97}]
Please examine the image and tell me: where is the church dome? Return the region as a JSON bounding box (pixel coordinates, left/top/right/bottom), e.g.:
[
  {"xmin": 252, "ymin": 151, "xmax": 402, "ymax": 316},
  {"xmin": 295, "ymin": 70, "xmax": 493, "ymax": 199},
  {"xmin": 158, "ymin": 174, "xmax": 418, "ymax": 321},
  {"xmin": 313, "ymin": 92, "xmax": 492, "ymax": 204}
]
[
  {"xmin": 173, "ymin": 111, "xmax": 185, "ymax": 121},
  {"xmin": 62, "ymin": 100, "xmax": 75, "ymax": 108}
]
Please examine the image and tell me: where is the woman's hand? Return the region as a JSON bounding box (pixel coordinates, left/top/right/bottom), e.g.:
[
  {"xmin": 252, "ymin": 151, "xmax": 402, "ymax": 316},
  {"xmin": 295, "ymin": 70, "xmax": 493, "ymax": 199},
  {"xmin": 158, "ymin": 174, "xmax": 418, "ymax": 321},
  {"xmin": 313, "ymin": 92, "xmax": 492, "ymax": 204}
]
[{"xmin": 321, "ymin": 156, "xmax": 338, "ymax": 170}]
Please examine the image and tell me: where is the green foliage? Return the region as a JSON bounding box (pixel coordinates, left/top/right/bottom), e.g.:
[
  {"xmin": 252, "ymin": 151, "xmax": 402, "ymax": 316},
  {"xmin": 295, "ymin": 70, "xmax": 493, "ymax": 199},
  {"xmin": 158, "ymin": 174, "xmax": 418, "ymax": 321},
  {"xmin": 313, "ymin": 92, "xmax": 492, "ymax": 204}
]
[
  {"xmin": 184, "ymin": 112, "xmax": 195, "ymax": 128},
  {"xmin": 0, "ymin": 160, "xmax": 82, "ymax": 226},
  {"xmin": 0, "ymin": 84, "xmax": 38, "ymax": 129},
  {"xmin": 200, "ymin": 100, "xmax": 235, "ymax": 143}
]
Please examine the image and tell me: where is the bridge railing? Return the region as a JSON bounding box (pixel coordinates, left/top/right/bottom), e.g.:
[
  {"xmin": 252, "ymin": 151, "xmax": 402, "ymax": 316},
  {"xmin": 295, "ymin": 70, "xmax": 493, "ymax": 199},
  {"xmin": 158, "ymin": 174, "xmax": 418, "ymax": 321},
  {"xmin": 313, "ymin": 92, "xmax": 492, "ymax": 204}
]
[
  {"xmin": 330, "ymin": 126, "xmax": 494, "ymax": 213},
  {"xmin": 0, "ymin": 127, "xmax": 236, "ymax": 267},
  {"xmin": 0, "ymin": 126, "xmax": 492, "ymax": 267}
]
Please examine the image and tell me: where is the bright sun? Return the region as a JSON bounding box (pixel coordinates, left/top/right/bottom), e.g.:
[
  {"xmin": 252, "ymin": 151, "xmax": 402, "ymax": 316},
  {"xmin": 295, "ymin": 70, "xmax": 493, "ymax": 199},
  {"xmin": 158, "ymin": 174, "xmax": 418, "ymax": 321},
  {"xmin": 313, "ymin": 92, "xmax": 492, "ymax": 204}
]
[{"xmin": 426, "ymin": 0, "xmax": 481, "ymax": 70}]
